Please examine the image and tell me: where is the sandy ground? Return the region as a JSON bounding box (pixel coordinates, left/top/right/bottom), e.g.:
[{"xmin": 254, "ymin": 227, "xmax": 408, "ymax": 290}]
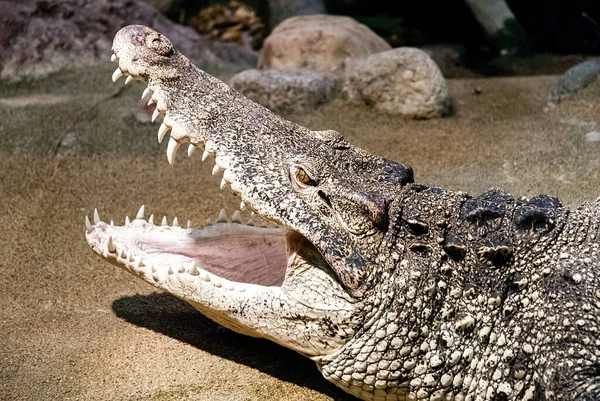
[{"xmin": 1, "ymin": 67, "xmax": 599, "ymax": 401}]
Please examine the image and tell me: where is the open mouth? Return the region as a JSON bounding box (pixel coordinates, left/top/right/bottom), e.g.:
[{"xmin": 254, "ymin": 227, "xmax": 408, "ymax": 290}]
[
  {"xmin": 85, "ymin": 206, "xmax": 317, "ymax": 291},
  {"xmin": 85, "ymin": 50, "xmax": 334, "ymax": 298}
]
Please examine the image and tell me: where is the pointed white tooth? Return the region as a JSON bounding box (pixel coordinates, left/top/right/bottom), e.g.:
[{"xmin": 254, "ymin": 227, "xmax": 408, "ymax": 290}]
[
  {"xmin": 151, "ymin": 265, "xmax": 157, "ymax": 273},
  {"xmin": 93, "ymin": 208, "xmax": 101, "ymax": 224},
  {"xmin": 85, "ymin": 216, "xmax": 93, "ymax": 232},
  {"xmin": 112, "ymin": 67, "xmax": 124, "ymax": 82},
  {"xmin": 147, "ymin": 97, "xmax": 155, "ymax": 106},
  {"xmin": 125, "ymin": 76, "xmax": 134, "ymax": 85},
  {"xmin": 178, "ymin": 265, "xmax": 186, "ymax": 273},
  {"xmin": 128, "ymin": 253, "xmax": 134, "ymax": 262},
  {"xmin": 220, "ymin": 178, "xmax": 228, "ymax": 190},
  {"xmin": 110, "ymin": 220, "xmax": 114, "ymax": 226},
  {"xmin": 212, "ymin": 164, "xmax": 221, "ymax": 175},
  {"xmin": 158, "ymin": 123, "xmax": 170, "ymax": 143},
  {"xmin": 205, "ymin": 218, "xmax": 212, "ymax": 226},
  {"xmin": 107, "ymin": 236, "xmax": 116, "ymax": 253},
  {"xmin": 187, "ymin": 219, "xmax": 192, "ymax": 229},
  {"xmin": 142, "ymin": 87, "xmax": 152, "ymax": 100},
  {"xmin": 161, "ymin": 216, "xmax": 168, "ymax": 226},
  {"xmin": 111, "ymin": 54, "xmax": 117, "ymax": 62},
  {"xmin": 187, "ymin": 143, "xmax": 196, "ymax": 157},
  {"xmin": 172, "ymin": 217, "xmax": 179, "ymax": 227},
  {"xmin": 240, "ymin": 201, "xmax": 247, "ymax": 210},
  {"xmin": 189, "ymin": 264, "xmax": 199, "ymax": 276},
  {"xmin": 134, "ymin": 256, "xmax": 143, "ymax": 268},
  {"xmin": 200, "ymin": 271, "xmax": 210, "ymax": 281},
  {"xmin": 202, "ymin": 150, "xmax": 210, "ymax": 161},
  {"xmin": 148, "ymin": 214, "xmax": 154, "ymax": 225},
  {"xmin": 168, "ymin": 266, "xmax": 174, "ymax": 275},
  {"xmin": 251, "ymin": 211, "xmax": 256, "ymax": 216},
  {"xmin": 151, "ymin": 109, "xmax": 161, "ymax": 123},
  {"xmin": 246, "ymin": 219, "xmax": 254, "ymax": 226},
  {"xmin": 166, "ymin": 137, "xmax": 181, "ymax": 166},
  {"xmin": 120, "ymin": 249, "xmax": 127, "ymax": 259},
  {"xmin": 125, "ymin": 216, "xmax": 131, "ymax": 225},
  {"xmin": 231, "ymin": 210, "xmax": 242, "ymax": 224},
  {"xmin": 216, "ymin": 209, "xmax": 228, "ymax": 223},
  {"xmin": 136, "ymin": 205, "xmax": 145, "ymax": 220}
]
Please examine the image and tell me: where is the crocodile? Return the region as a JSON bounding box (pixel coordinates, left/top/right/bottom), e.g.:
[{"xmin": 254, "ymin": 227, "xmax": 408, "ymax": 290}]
[{"xmin": 85, "ymin": 25, "xmax": 600, "ymax": 401}]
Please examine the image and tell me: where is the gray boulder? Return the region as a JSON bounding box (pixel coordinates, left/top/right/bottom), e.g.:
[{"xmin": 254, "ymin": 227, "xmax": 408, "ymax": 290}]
[
  {"xmin": 230, "ymin": 69, "xmax": 335, "ymax": 113},
  {"xmin": 0, "ymin": 0, "xmax": 257, "ymax": 80},
  {"xmin": 258, "ymin": 15, "xmax": 391, "ymax": 73},
  {"xmin": 342, "ymin": 47, "xmax": 449, "ymax": 119},
  {"xmin": 548, "ymin": 59, "xmax": 600, "ymax": 104}
]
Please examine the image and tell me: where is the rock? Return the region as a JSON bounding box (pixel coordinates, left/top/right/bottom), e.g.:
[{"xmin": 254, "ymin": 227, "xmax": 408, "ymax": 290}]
[
  {"xmin": 267, "ymin": 0, "xmax": 326, "ymax": 28},
  {"xmin": 548, "ymin": 59, "xmax": 600, "ymax": 104},
  {"xmin": 258, "ymin": 15, "xmax": 391, "ymax": 73},
  {"xmin": 0, "ymin": 0, "xmax": 257, "ymax": 80},
  {"xmin": 342, "ymin": 48, "xmax": 449, "ymax": 119},
  {"xmin": 230, "ymin": 69, "xmax": 335, "ymax": 113}
]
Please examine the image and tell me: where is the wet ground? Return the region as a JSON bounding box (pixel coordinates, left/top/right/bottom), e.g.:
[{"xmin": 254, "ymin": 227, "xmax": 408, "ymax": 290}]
[{"xmin": 1, "ymin": 64, "xmax": 599, "ymax": 400}]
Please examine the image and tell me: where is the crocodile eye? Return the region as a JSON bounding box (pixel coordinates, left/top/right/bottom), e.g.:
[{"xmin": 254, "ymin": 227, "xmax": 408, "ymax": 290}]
[{"xmin": 295, "ymin": 167, "xmax": 318, "ymax": 187}]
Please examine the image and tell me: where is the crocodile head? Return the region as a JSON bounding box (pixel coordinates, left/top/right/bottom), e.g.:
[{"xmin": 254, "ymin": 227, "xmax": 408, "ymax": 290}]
[{"xmin": 86, "ymin": 25, "xmax": 413, "ymax": 357}]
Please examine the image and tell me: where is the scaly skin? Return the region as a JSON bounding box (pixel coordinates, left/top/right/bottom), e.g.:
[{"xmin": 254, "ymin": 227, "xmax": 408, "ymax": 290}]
[{"xmin": 85, "ymin": 25, "xmax": 600, "ymax": 401}]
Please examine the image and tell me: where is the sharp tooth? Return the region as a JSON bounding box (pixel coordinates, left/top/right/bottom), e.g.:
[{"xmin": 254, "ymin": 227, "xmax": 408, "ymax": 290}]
[
  {"xmin": 136, "ymin": 205, "xmax": 145, "ymax": 220},
  {"xmin": 172, "ymin": 217, "xmax": 179, "ymax": 227},
  {"xmin": 125, "ymin": 216, "xmax": 131, "ymax": 225},
  {"xmin": 187, "ymin": 219, "xmax": 192, "ymax": 228},
  {"xmin": 107, "ymin": 236, "xmax": 116, "ymax": 253},
  {"xmin": 147, "ymin": 97, "xmax": 155, "ymax": 106},
  {"xmin": 200, "ymin": 271, "xmax": 210, "ymax": 281},
  {"xmin": 189, "ymin": 262, "xmax": 199, "ymax": 276},
  {"xmin": 168, "ymin": 266, "xmax": 174, "ymax": 275},
  {"xmin": 158, "ymin": 123, "xmax": 170, "ymax": 143},
  {"xmin": 134, "ymin": 257, "xmax": 144, "ymax": 268},
  {"xmin": 246, "ymin": 219, "xmax": 254, "ymax": 226},
  {"xmin": 216, "ymin": 209, "xmax": 228, "ymax": 223},
  {"xmin": 220, "ymin": 178, "xmax": 228, "ymax": 190},
  {"xmin": 93, "ymin": 208, "xmax": 101, "ymax": 224},
  {"xmin": 120, "ymin": 249, "xmax": 127, "ymax": 259},
  {"xmin": 128, "ymin": 253, "xmax": 134, "ymax": 262},
  {"xmin": 240, "ymin": 201, "xmax": 247, "ymax": 210},
  {"xmin": 142, "ymin": 87, "xmax": 152, "ymax": 100},
  {"xmin": 151, "ymin": 109, "xmax": 161, "ymax": 123},
  {"xmin": 178, "ymin": 265, "xmax": 186, "ymax": 273},
  {"xmin": 111, "ymin": 54, "xmax": 117, "ymax": 62},
  {"xmin": 202, "ymin": 150, "xmax": 210, "ymax": 161},
  {"xmin": 148, "ymin": 214, "xmax": 154, "ymax": 225},
  {"xmin": 205, "ymin": 218, "xmax": 212, "ymax": 226},
  {"xmin": 212, "ymin": 164, "xmax": 221, "ymax": 175},
  {"xmin": 85, "ymin": 216, "xmax": 93, "ymax": 232},
  {"xmin": 151, "ymin": 265, "xmax": 157, "ymax": 273},
  {"xmin": 161, "ymin": 216, "xmax": 168, "ymax": 226},
  {"xmin": 125, "ymin": 76, "xmax": 134, "ymax": 85},
  {"xmin": 188, "ymin": 144, "xmax": 196, "ymax": 157},
  {"xmin": 112, "ymin": 67, "xmax": 124, "ymax": 82},
  {"xmin": 166, "ymin": 137, "xmax": 181, "ymax": 166},
  {"xmin": 231, "ymin": 210, "xmax": 242, "ymax": 223},
  {"xmin": 110, "ymin": 220, "xmax": 114, "ymax": 226},
  {"xmin": 251, "ymin": 211, "xmax": 255, "ymax": 216}
]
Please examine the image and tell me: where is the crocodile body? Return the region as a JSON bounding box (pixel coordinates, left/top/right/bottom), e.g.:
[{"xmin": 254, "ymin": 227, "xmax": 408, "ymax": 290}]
[{"xmin": 85, "ymin": 25, "xmax": 600, "ymax": 401}]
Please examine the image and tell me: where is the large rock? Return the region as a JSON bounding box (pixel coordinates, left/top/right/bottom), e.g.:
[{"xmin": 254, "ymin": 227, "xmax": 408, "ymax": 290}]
[
  {"xmin": 258, "ymin": 15, "xmax": 391, "ymax": 73},
  {"xmin": 0, "ymin": 0, "xmax": 257, "ymax": 80},
  {"xmin": 230, "ymin": 69, "xmax": 335, "ymax": 113},
  {"xmin": 548, "ymin": 59, "xmax": 600, "ymax": 104},
  {"xmin": 342, "ymin": 48, "xmax": 449, "ymax": 118}
]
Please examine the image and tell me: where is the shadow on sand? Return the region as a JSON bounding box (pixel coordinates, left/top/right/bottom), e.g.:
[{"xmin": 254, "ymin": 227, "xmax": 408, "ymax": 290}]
[{"xmin": 112, "ymin": 293, "xmax": 354, "ymax": 400}]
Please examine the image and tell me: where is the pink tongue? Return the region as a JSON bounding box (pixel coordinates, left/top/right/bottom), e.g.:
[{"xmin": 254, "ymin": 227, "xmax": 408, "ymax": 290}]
[{"xmin": 168, "ymin": 231, "xmax": 288, "ymax": 286}]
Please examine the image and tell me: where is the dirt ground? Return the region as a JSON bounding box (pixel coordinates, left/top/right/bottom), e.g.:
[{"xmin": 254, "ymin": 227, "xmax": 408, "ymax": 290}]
[{"xmin": 1, "ymin": 67, "xmax": 599, "ymax": 401}]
